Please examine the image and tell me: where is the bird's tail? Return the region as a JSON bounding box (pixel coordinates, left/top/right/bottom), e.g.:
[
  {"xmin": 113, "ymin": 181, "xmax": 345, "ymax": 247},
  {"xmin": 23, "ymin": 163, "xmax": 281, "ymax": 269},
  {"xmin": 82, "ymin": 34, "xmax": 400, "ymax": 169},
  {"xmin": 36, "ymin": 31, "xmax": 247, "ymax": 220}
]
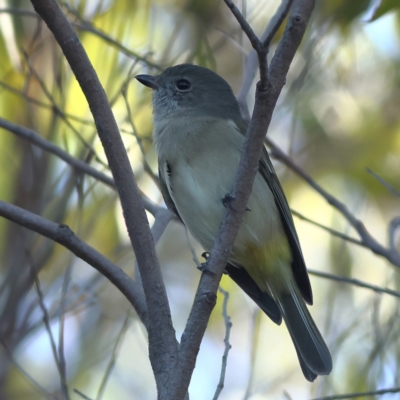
[{"xmin": 276, "ymin": 282, "xmax": 332, "ymax": 382}]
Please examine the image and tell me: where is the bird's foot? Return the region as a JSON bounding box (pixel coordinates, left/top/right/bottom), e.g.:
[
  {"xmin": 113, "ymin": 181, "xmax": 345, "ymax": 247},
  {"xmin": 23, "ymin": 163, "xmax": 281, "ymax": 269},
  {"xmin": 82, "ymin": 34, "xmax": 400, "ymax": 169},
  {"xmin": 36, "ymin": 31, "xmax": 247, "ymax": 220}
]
[
  {"xmin": 222, "ymin": 193, "xmax": 236, "ymax": 211},
  {"xmin": 197, "ymin": 252, "xmax": 215, "ymax": 275},
  {"xmin": 222, "ymin": 193, "xmax": 251, "ymax": 212}
]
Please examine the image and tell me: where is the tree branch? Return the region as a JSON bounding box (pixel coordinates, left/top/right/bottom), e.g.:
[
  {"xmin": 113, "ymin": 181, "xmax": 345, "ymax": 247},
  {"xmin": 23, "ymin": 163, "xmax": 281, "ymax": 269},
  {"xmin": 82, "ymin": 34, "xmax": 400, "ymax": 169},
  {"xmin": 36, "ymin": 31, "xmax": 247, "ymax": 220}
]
[
  {"xmin": 0, "ymin": 117, "xmax": 160, "ymax": 216},
  {"xmin": 0, "ymin": 201, "xmax": 149, "ymax": 327},
  {"xmin": 312, "ymin": 386, "xmax": 400, "ymax": 400},
  {"xmin": 166, "ymin": 1, "xmax": 316, "ymax": 398},
  {"xmin": 30, "ymin": 0, "xmax": 177, "ymax": 391},
  {"xmin": 266, "ymin": 137, "xmax": 400, "ymax": 268},
  {"xmin": 237, "ymin": 0, "xmax": 293, "ymax": 118},
  {"xmin": 308, "ymin": 269, "xmax": 400, "ymax": 299},
  {"xmin": 212, "ymin": 287, "xmax": 232, "ymax": 400}
]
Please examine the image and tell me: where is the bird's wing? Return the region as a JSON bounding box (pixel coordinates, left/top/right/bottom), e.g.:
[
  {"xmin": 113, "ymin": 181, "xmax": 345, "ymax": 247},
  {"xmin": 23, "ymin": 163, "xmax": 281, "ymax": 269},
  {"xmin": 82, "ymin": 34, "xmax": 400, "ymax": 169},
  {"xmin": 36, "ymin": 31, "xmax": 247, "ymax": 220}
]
[
  {"xmin": 158, "ymin": 159, "xmax": 283, "ymax": 323},
  {"xmin": 258, "ymin": 146, "xmax": 313, "ymax": 305},
  {"xmin": 225, "ymin": 263, "xmax": 282, "ymax": 324},
  {"xmin": 158, "ymin": 163, "xmax": 183, "ymax": 223}
]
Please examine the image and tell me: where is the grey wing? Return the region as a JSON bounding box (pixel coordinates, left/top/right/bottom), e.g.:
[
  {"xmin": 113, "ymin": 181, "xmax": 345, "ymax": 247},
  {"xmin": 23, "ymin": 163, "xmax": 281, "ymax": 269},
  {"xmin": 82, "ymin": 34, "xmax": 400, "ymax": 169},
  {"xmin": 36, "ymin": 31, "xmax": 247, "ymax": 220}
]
[
  {"xmin": 158, "ymin": 164, "xmax": 183, "ymax": 222},
  {"xmin": 259, "ymin": 147, "xmax": 313, "ymax": 305},
  {"xmin": 158, "ymin": 160, "xmax": 283, "ymax": 323}
]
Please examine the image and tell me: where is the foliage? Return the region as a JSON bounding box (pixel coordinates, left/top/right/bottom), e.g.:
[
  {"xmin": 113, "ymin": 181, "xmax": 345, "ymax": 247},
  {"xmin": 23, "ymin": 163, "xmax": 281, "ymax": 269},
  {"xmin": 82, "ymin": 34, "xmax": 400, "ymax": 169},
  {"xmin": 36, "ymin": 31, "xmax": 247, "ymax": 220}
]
[{"xmin": 0, "ymin": 0, "xmax": 399, "ymax": 399}]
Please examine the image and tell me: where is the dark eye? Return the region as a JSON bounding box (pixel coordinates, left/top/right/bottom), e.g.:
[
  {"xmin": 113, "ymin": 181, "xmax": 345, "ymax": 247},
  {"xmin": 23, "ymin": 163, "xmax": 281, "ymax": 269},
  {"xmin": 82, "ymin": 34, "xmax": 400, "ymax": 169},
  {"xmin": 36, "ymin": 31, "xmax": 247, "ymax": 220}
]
[{"xmin": 175, "ymin": 79, "xmax": 191, "ymax": 91}]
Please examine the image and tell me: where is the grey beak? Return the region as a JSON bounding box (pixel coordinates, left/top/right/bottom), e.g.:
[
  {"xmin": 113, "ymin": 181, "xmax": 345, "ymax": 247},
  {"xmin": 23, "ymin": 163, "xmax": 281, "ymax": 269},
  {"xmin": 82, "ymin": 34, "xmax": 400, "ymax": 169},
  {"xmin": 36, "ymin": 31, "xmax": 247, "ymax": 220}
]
[{"xmin": 135, "ymin": 74, "xmax": 159, "ymax": 90}]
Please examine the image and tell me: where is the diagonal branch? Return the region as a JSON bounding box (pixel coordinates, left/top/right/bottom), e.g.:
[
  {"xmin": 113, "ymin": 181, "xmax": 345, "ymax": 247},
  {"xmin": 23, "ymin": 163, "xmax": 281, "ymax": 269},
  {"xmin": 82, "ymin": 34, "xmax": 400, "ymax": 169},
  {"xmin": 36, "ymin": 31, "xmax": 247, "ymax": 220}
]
[
  {"xmin": 308, "ymin": 269, "xmax": 400, "ymax": 299},
  {"xmin": 266, "ymin": 137, "xmax": 400, "ymax": 268},
  {"xmin": 237, "ymin": 0, "xmax": 293, "ymax": 119},
  {"xmin": 29, "ymin": 0, "xmax": 177, "ymax": 392},
  {"xmin": 0, "ymin": 117, "xmax": 160, "ymax": 216},
  {"xmin": 166, "ymin": 1, "xmax": 316, "ymax": 399},
  {"xmin": 0, "ymin": 201, "xmax": 149, "ymax": 327}
]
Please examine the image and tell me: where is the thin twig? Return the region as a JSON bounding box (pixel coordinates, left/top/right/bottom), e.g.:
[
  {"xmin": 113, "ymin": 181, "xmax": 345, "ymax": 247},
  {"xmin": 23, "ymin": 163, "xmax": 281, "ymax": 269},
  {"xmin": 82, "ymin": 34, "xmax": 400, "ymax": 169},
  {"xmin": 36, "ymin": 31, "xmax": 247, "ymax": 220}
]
[
  {"xmin": 223, "ymin": 0, "xmax": 269, "ymax": 85},
  {"xmin": 308, "ymin": 269, "xmax": 400, "ymax": 299},
  {"xmin": 266, "ymin": 137, "xmax": 400, "ymax": 268},
  {"xmin": 237, "ymin": 0, "xmax": 293, "ymax": 119},
  {"xmin": 262, "ymin": 0, "xmax": 293, "ymax": 48},
  {"xmin": 389, "ymin": 217, "xmax": 400, "ymax": 253},
  {"xmin": 0, "ymin": 2, "xmax": 163, "ymax": 70},
  {"xmin": 73, "ymin": 389, "xmax": 94, "ymax": 400},
  {"xmin": 223, "ymin": 0, "xmax": 261, "ymax": 50},
  {"xmin": 96, "ymin": 312, "xmax": 132, "ymax": 400},
  {"xmin": 121, "ymin": 85, "xmax": 159, "ymax": 185},
  {"xmin": 312, "ymin": 386, "xmax": 400, "ymax": 400},
  {"xmin": 32, "ymin": 267, "xmax": 69, "ymax": 399},
  {"xmin": 0, "ymin": 80, "xmax": 95, "ymax": 125},
  {"xmin": 366, "ymin": 168, "xmax": 400, "ymax": 198},
  {"xmin": 0, "ymin": 118, "xmax": 160, "ymax": 215},
  {"xmin": 0, "ymin": 337, "xmax": 59, "ymax": 400},
  {"xmin": 60, "ymin": 2, "xmax": 161, "ymax": 70},
  {"xmin": 291, "ymin": 209, "xmax": 365, "ymax": 248},
  {"xmin": 0, "ymin": 200, "xmax": 149, "ymax": 328},
  {"xmin": 21, "ymin": 49, "xmax": 105, "ymax": 163},
  {"xmin": 0, "ymin": 79, "xmax": 134, "ymax": 134},
  {"xmin": 58, "ymin": 263, "xmax": 72, "ymax": 400},
  {"xmin": 212, "ymin": 287, "xmax": 232, "ymax": 400}
]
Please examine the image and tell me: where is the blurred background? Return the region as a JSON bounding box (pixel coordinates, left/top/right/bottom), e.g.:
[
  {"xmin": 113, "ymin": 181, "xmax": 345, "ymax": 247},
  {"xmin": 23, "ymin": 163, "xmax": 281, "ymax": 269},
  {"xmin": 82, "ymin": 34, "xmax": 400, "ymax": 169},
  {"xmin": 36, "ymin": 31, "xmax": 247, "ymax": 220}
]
[{"xmin": 0, "ymin": 0, "xmax": 400, "ymax": 399}]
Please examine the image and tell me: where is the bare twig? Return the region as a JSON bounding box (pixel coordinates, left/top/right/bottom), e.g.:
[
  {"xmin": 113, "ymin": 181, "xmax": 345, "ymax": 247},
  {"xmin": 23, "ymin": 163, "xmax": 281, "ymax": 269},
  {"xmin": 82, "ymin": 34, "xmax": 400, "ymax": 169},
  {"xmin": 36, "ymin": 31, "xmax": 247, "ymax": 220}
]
[
  {"xmin": 223, "ymin": 0, "xmax": 260, "ymax": 50},
  {"xmin": 0, "ymin": 337, "xmax": 59, "ymax": 400},
  {"xmin": 266, "ymin": 137, "xmax": 400, "ymax": 267},
  {"xmin": 167, "ymin": 1, "xmax": 316, "ymax": 398},
  {"xmin": 0, "ymin": 7, "xmax": 38, "ymax": 17},
  {"xmin": 121, "ymin": 86, "xmax": 159, "ymax": 185},
  {"xmin": 0, "ymin": 6, "xmax": 160, "ymax": 69},
  {"xmin": 389, "ymin": 217, "xmax": 400, "ymax": 253},
  {"xmin": 74, "ymin": 389, "xmax": 94, "ymax": 400},
  {"xmin": 312, "ymin": 386, "xmax": 400, "ymax": 400},
  {"xmin": 366, "ymin": 168, "xmax": 400, "ymax": 198},
  {"xmin": 0, "ymin": 80, "xmax": 94, "ymax": 125},
  {"xmin": 291, "ymin": 209, "xmax": 365, "ymax": 248},
  {"xmin": 262, "ymin": 0, "xmax": 293, "ymax": 48},
  {"xmin": 212, "ymin": 287, "xmax": 232, "ymax": 400},
  {"xmin": 58, "ymin": 264, "xmax": 72, "ymax": 400},
  {"xmin": 0, "ymin": 117, "xmax": 114, "ymax": 188},
  {"xmin": 60, "ymin": 2, "xmax": 161, "ymax": 70},
  {"xmin": 308, "ymin": 269, "xmax": 400, "ymax": 299},
  {"xmin": 0, "ymin": 117, "xmax": 159, "ymax": 215},
  {"xmin": 21, "ymin": 49, "xmax": 107, "ymax": 163},
  {"xmin": 0, "ymin": 201, "xmax": 149, "ymax": 328},
  {"xmin": 223, "ymin": 0, "xmax": 268, "ymax": 84},
  {"xmin": 96, "ymin": 312, "xmax": 132, "ymax": 400},
  {"xmin": 24, "ymin": 9, "xmax": 177, "ymax": 384},
  {"xmin": 0, "ymin": 79, "xmax": 136, "ymax": 134},
  {"xmin": 237, "ymin": 0, "xmax": 293, "ymax": 118},
  {"xmin": 32, "ymin": 268, "xmax": 69, "ymax": 399}
]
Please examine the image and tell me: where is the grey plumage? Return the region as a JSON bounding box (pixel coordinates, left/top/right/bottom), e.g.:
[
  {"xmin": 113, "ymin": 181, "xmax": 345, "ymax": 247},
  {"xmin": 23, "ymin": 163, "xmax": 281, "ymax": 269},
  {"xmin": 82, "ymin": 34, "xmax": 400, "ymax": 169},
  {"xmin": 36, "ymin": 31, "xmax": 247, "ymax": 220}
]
[{"xmin": 136, "ymin": 64, "xmax": 332, "ymax": 381}]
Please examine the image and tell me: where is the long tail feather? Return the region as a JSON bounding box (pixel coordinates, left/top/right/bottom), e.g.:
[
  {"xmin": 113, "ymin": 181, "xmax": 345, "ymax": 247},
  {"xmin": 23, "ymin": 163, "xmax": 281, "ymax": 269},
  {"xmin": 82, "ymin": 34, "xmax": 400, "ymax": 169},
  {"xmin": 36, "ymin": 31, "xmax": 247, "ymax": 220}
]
[{"xmin": 277, "ymin": 285, "xmax": 332, "ymax": 380}]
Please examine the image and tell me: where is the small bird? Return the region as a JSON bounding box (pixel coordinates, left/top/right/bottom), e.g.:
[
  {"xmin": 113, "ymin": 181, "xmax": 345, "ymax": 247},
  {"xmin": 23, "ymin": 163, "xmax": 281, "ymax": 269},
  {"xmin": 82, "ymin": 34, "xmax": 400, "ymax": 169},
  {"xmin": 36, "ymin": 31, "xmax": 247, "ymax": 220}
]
[{"xmin": 136, "ymin": 64, "xmax": 332, "ymax": 381}]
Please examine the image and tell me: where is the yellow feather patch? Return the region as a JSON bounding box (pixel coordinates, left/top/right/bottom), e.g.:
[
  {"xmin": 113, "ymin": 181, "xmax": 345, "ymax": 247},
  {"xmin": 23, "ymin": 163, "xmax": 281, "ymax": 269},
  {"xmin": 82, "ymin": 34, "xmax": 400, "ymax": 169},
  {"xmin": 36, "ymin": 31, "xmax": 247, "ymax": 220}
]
[{"xmin": 232, "ymin": 234, "xmax": 292, "ymax": 293}]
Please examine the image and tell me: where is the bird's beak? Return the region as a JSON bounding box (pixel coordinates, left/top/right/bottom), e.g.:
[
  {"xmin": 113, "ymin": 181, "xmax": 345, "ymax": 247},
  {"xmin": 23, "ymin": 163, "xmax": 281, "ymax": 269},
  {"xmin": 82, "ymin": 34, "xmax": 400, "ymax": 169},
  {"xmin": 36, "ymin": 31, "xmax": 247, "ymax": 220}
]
[{"xmin": 135, "ymin": 74, "xmax": 159, "ymax": 90}]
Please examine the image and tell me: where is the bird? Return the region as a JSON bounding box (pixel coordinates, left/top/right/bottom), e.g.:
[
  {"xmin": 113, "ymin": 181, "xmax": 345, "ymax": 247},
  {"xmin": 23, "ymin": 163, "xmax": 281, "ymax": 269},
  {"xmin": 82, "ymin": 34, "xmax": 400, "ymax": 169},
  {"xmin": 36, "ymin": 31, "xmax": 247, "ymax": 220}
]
[{"xmin": 136, "ymin": 63, "xmax": 332, "ymax": 381}]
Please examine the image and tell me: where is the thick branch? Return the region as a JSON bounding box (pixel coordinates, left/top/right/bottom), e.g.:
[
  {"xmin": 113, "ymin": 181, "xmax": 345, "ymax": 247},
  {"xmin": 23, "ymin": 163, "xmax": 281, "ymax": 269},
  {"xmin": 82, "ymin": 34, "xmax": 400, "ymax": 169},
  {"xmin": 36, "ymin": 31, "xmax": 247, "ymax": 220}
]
[
  {"xmin": 0, "ymin": 201, "xmax": 148, "ymax": 327},
  {"xmin": 29, "ymin": 0, "xmax": 177, "ymax": 390},
  {"xmin": 166, "ymin": 1, "xmax": 316, "ymax": 398}
]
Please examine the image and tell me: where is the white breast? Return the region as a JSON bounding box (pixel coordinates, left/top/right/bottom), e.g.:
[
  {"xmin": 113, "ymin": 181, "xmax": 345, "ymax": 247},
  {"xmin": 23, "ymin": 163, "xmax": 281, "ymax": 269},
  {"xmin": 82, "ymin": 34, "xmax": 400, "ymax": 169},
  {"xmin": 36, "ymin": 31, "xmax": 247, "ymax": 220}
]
[{"xmin": 154, "ymin": 115, "xmax": 282, "ymax": 253}]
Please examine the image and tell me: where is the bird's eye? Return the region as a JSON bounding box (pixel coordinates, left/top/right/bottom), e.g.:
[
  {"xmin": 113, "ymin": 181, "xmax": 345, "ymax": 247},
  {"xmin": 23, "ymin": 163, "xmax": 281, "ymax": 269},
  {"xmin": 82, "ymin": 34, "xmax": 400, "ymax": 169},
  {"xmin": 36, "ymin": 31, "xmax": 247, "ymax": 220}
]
[{"xmin": 175, "ymin": 79, "xmax": 191, "ymax": 91}]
